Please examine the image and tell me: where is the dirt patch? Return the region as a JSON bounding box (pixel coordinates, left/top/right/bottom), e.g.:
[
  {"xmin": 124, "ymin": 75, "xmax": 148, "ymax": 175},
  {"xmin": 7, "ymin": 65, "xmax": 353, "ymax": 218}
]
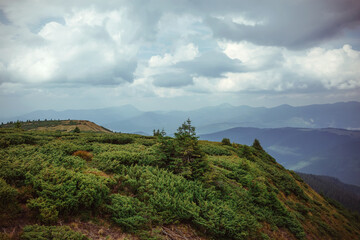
[
  {"xmin": 161, "ymin": 224, "xmax": 208, "ymax": 240},
  {"xmin": 1, "ymin": 204, "xmax": 36, "ymax": 239}
]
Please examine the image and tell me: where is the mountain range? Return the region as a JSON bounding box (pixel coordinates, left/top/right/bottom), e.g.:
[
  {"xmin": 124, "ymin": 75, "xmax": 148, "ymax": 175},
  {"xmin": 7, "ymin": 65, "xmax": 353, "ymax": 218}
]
[{"xmin": 2, "ymin": 101, "xmax": 360, "ymax": 134}]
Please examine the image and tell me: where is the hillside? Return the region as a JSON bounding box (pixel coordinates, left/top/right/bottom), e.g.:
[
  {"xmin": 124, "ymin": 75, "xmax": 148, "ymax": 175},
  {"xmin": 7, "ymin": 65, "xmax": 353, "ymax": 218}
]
[
  {"xmin": 297, "ymin": 172, "xmax": 360, "ymax": 213},
  {"xmin": 1, "ymin": 122, "xmax": 360, "ymax": 239},
  {"xmin": 0, "ymin": 120, "xmax": 112, "ymax": 133},
  {"xmin": 200, "ymin": 127, "xmax": 360, "ymax": 186}
]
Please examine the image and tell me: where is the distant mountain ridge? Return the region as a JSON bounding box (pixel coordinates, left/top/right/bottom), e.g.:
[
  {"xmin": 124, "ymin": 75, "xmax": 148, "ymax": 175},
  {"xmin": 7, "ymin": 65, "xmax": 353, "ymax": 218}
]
[
  {"xmin": 2, "ymin": 101, "xmax": 360, "ymax": 134},
  {"xmin": 1, "ymin": 105, "xmax": 142, "ymax": 129},
  {"xmin": 200, "ymin": 127, "xmax": 360, "ymax": 186}
]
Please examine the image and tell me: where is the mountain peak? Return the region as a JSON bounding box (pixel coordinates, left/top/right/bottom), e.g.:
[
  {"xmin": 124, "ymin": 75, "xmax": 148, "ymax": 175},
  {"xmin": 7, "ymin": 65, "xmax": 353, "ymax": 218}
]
[{"xmin": 217, "ymin": 103, "xmax": 234, "ymax": 108}]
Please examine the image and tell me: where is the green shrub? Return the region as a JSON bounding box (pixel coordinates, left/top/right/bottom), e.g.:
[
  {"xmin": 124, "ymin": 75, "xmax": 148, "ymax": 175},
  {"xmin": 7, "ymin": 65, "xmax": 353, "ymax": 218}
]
[
  {"xmin": 221, "ymin": 138, "xmax": 231, "ymax": 146},
  {"xmin": 92, "ymin": 151, "xmax": 143, "ymax": 173},
  {"xmin": 107, "ymin": 194, "xmax": 150, "ymax": 232},
  {"xmin": 114, "ymin": 165, "xmax": 259, "ymax": 239},
  {"xmin": 21, "ymin": 225, "xmax": 88, "ymax": 240},
  {"xmin": 135, "ymin": 138, "xmax": 156, "ymax": 146},
  {"xmin": 200, "ymin": 144, "xmax": 232, "ymax": 156},
  {"xmin": 0, "ymin": 133, "xmax": 36, "ymax": 148},
  {"xmin": 27, "ymin": 167, "xmax": 112, "ymax": 223},
  {"xmin": 88, "ymin": 134, "xmax": 134, "ymax": 145},
  {"xmin": 39, "ymin": 141, "xmax": 80, "ymax": 155}
]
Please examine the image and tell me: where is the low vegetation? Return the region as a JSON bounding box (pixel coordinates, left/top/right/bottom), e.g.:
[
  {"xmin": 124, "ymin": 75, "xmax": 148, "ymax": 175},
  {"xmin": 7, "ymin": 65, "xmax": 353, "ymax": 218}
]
[{"xmin": 0, "ymin": 120, "xmax": 359, "ymax": 239}]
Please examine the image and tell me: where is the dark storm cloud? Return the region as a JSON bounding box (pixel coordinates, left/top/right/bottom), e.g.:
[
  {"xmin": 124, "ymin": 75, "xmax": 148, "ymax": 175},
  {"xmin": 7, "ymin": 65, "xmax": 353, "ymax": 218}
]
[
  {"xmin": 202, "ymin": 0, "xmax": 360, "ymax": 49},
  {"xmin": 79, "ymin": 0, "xmax": 360, "ymax": 49},
  {"xmin": 117, "ymin": 0, "xmax": 360, "ymax": 49}
]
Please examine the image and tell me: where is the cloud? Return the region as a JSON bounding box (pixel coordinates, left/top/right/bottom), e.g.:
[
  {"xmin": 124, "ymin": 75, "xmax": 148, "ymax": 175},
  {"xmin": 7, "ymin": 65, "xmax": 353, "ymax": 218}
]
[
  {"xmin": 0, "ymin": 5, "xmax": 143, "ymax": 86},
  {"xmin": 0, "ymin": 0, "xmax": 359, "ymax": 116},
  {"xmin": 149, "ymin": 43, "xmax": 199, "ymax": 67},
  {"xmin": 153, "ymin": 71, "xmax": 193, "ymax": 88},
  {"xmin": 176, "ymin": 51, "xmax": 243, "ymax": 78},
  {"xmin": 1, "ymin": 1, "xmax": 203, "ymax": 87},
  {"xmin": 284, "ymin": 45, "xmax": 360, "ymax": 90},
  {"xmin": 211, "ymin": 42, "xmax": 360, "ymax": 93},
  {"xmin": 148, "ymin": 50, "xmax": 243, "ymax": 88},
  {"xmin": 204, "ymin": 0, "xmax": 360, "ymax": 49},
  {"xmin": 219, "ymin": 41, "xmax": 282, "ymax": 70}
]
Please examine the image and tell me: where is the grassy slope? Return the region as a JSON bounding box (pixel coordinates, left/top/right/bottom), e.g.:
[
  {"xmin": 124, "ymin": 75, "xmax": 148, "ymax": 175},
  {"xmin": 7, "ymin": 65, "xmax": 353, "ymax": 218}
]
[
  {"xmin": 0, "ymin": 128, "xmax": 359, "ymax": 240},
  {"xmin": 296, "ymin": 172, "xmax": 360, "ymax": 213},
  {"xmin": 0, "ymin": 120, "xmax": 112, "ymax": 133}
]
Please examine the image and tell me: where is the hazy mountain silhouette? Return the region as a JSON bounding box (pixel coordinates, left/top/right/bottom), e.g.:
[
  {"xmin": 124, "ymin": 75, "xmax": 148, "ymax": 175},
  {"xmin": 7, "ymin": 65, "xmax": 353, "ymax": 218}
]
[
  {"xmin": 101, "ymin": 101, "xmax": 360, "ymax": 133},
  {"xmin": 1, "ymin": 105, "xmax": 142, "ymax": 128},
  {"xmin": 2, "ymin": 102, "xmax": 360, "ymax": 134}
]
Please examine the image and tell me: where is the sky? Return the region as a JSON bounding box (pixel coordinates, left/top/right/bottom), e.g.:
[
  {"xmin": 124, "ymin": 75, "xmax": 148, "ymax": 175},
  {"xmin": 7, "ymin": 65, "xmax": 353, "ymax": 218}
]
[{"xmin": 0, "ymin": 0, "xmax": 360, "ymax": 117}]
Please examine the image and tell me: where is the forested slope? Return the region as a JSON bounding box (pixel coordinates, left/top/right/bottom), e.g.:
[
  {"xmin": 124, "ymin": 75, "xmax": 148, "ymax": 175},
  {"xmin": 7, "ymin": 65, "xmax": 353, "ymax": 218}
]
[{"xmin": 0, "ymin": 121, "xmax": 359, "ymax": 239}]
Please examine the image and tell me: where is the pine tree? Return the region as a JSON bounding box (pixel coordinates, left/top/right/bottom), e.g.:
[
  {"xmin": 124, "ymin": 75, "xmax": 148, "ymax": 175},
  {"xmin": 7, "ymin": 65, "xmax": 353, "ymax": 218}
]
[
  {"xmin": 221, "ymin": 138, "xmax": 231, "ymax": 146},
  {"xmin": 252, "ymin": 138, "xmax": 264, "ymax": 151},
  {"xmin": 73, "ymin": 126, "xmax": 80, "ymax": 133},
  {"xmin": 153, "ymin": 129, "xmax": 166, "ymax": 137},
  {"xmin": 174, "ymin": 118, "xmax": 202, "ymax": 163},
  {"xmin": 15, "ymin": 120, "xmax": 21, "ymax": 129}
]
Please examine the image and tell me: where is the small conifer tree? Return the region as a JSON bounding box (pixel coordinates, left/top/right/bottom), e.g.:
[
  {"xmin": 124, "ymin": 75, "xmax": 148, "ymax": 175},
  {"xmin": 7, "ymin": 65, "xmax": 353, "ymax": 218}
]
[
  {"xmin": 73, "ymin": 126, "xmax": 81, "ymax": 133},
  {"xmin": 153, "ymin": 129, "xmax": 166, "ymax": 137},
  {"xmin": 252, "ymin": 138, "xmax": 264, "ymax": 151},
  {"xmin": 15, "ymin": 120, "xmax": 21, "ymax": 129},
  {"xmin": 221, "ymin": 138, "xmax": 231, "ymax": 146},
  {"xmin": 174, "ymin": 118, "xmax": 202, "ymax": 162}
]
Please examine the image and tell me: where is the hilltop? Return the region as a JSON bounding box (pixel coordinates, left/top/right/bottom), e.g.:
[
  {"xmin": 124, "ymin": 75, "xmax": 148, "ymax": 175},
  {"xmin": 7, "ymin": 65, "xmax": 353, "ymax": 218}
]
[
  {"xmin": 0, "ymin": 120, "xmax": 112, "ymax": 133},
  {"xmin": 0, "ymin": 120, "xmax": 359, "ymax": 239}
]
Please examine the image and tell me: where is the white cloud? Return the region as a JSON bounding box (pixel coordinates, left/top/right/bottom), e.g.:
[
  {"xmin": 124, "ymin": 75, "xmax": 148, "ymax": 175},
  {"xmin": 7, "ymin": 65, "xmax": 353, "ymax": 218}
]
[
  {"xmin": 1, "ymin": 7, "xmax": 139, "ymax": 85},
  {"xmin": 284, "ymin": 44, "xmax": 360, "ymax": 89},
  {"xmin": 217, "ymin": 71, "xmax": 285, "ymax": 92},
  {"xmin": 214, "ymin": 15, "xmax": 265, "ymax": 26},
  {"xmin": 149, "ymin": 43, "xmax": 199, "ymax": 67},
  {"xmin": 231, "ymin": 16, "xmax": 265, "ymax": 26},
  {"xmin": 219, "ymin": 41, "xmax": 360, "ymax": 92},
  {"xmin": 219, "ymin": 41, "xmax": 281, "ymax": 70},
  {"xmin": 8, "ymin": 47, "xmax": 58, "ymax": 83},
  {"xmin": 65, "ymin": 7, "xmax": 105, "ymax": 27}
]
